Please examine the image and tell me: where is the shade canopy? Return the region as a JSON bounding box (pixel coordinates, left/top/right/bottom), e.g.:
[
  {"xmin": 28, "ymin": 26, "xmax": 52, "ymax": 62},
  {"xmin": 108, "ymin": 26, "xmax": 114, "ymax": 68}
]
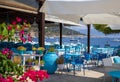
[
  {"xmin": 45, "ymin": 15, "xmax": 80, "ymax": 26},
  {"xmin": 40, "ymin": 0, "xmax": 120, "ymax": 25},
  {"xmin": 40, "ymin": 0, "xmax": 120, "ymax": 15},
  {"xmin": 108, "ymin": 24, "xmax": 120, "ymax": 30},
  {"xmin": 83, "ymin": 14, "xmax": 120, "ymax": 24},
  {"xmin": 0, "ymin": 0, "xmax": 80, "ymax": 26}
]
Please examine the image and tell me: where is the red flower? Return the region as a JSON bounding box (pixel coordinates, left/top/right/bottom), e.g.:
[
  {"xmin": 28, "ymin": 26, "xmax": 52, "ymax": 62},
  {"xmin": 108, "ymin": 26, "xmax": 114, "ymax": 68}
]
[
  {"xmin": 6, "ymin": 76, "xmax": 14, "ymax": 82},
  {"xmin": 0, "ymin": 35, "xmax": 3, "ymax": 40},
  {"xmin": 28, "ymin": 33, "xmax": 32, "ymax": 42},
  {"xmin": 7, "ymin": 25, "xmax": 12, "ymax": 31},
  {"xmin": 19, "ymin": 70, "xmax": 49, "ymax": 82},
  {"xmin": 12, "ymin": 21, "xmax": 17, "ymax": 25},
  {"xmin": 20, "ymin": 30, "xmax": 24, "ymax": 35},
  {"xmin": 20, "ymin": 36, "xmax": 26, "ymax": 43},
  {"xmin": 1, "ymin": 48, "xmax": 13, "ymax": 59},
  {"xmin": 16, "ymin": 17, "xmax": 22, "ymax": 23},
  {"xmin": 24, "ymin": 20, "xmax": 27, "ymax": 23}
]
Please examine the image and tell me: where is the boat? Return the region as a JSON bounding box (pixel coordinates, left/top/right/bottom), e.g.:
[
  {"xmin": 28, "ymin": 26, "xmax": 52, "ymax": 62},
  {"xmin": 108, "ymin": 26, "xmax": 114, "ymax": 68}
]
[{"xmin": 112, "ymin": 39, "xmax": 120, "ymax": 42}]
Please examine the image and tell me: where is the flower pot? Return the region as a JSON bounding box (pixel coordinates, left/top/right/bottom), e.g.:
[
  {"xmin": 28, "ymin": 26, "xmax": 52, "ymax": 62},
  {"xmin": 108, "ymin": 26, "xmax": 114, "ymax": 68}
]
[
  {"xmin": 38, "ymin": 50, "xmax": 43, "ymax": 55},
  {"xmin": 43, "ymin": 52, "xmax": 58, "ymax": 74},
  {"xmin": 13, "ymin": 56, "xmax": 22, "ymax": 64},
  {"xmin": 18, "ymin": 50, "xmax": 25, "ymax": 55},
  {"xmin": 58, "ymin": 64, "xmax": 64, "ymax": 70}
]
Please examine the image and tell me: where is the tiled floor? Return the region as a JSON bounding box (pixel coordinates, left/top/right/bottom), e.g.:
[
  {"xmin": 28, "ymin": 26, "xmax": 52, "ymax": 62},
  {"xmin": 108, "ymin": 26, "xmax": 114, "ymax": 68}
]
[{"xmin": 42, "ymin": 66, "xmax": 112, "ymax": 82}]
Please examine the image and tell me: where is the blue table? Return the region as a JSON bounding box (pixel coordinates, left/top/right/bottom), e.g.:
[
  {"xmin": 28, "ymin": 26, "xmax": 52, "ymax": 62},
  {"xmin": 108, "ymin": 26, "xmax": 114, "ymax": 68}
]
[{"xmin": 108, "ymin": 70, "xmax": 120, "ymax": 82}]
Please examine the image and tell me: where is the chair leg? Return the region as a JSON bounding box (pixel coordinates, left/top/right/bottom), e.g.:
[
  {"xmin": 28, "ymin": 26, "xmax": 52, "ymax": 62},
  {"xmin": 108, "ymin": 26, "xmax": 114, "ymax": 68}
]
[
  {"xmin": 83, "ymin": 64, "xmax": 85, "ymax": 76},
  {"xmin": 73, "ymin": 65, "xmax": 75, "ymax": 75}
]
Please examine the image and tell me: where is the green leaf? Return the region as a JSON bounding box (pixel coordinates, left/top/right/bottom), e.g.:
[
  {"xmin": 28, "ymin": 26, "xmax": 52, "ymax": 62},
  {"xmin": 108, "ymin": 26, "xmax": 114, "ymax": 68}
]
[
  {"xmin": 10, "ymin": 29, "xmax": 15, "ymax": 35},
  {"xmin": 2, "ymin": 26, "xmax": 8, "ymax": 36}
]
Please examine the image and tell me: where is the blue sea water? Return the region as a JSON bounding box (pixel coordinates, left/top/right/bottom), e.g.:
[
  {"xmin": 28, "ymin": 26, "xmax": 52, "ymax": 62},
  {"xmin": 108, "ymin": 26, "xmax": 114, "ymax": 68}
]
[{"xmin": 33, "ymin": 36, "xmax": 120, "ymax": 48}]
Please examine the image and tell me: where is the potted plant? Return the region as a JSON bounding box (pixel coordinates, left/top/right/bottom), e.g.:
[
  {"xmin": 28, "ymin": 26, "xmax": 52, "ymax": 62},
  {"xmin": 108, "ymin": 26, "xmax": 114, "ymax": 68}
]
[
  {"xmin": 43, "ymin": 46, "xmax": 58, "ymax": 74},
  {"xmin": 17, "ymin": 46, "xmax": 26, "ymax": 55},
  {"xmin": 37, "ymin": 47, "xmax": 45, "ymax": 55},
  {"xmin": 56, "ymin": 55, "xmax": 64, "ymax": 70},
  {"xmin": 32, "ymin": 46, "xmax": 37, "ymax": 54},
  {"xmin": 26, "ymin": 58, "xmax": 33, "ymax": 65}
]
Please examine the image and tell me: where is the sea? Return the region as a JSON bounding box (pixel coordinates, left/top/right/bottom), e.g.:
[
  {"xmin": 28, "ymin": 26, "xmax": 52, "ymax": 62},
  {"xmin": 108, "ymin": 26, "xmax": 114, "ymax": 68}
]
[{"xmin": 33, "ymin": 36, "xmax": 120, "ymax": 48}]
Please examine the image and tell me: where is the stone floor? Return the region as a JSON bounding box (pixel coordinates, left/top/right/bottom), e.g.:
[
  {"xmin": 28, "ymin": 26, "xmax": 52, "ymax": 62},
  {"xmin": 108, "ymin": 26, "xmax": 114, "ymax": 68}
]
[{"xmin": 42, "ymin": 66, "xmax": 112, "ymax": 82}]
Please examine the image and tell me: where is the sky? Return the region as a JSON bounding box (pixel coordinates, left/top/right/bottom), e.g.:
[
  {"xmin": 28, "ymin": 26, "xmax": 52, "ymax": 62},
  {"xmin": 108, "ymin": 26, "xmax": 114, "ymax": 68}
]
[{"xmin": 65, "ymin": 25, "xmax": 104, "ymax": 36}]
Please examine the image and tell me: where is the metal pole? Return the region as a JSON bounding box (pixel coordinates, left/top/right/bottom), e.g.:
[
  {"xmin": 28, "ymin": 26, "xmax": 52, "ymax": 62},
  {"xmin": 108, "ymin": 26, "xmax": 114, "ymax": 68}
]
[
  {"xmin": 59, "ymin": 23, "xmax": 63, "ymax": 48},
  {"xmin": 87, "ymin": 24, "xmax": 91, "ymax": 53}
]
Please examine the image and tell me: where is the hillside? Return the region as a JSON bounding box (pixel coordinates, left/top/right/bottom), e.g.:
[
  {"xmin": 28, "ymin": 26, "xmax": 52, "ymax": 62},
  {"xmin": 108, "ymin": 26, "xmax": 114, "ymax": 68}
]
[{"xmin": 45, "ymin": 26, "xmax": 85, "ymax": 37}]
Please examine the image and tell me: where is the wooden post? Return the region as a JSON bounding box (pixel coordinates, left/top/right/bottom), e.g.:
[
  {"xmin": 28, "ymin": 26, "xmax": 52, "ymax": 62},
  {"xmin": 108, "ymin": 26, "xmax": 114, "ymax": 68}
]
[
  {"xmin": 37, "ymin": 12, "xmax": 45, "ymax": 47},
  {"xmin": 59, "ymin": 23, "xmax": 63, "ymax": 48},
  {"xmin": 37, "ymin": 0, "xmax": 45, "ymax": 47},
  {"xmin": 87, "ymin": 24, "xmax": 91, "ymax": 53}
]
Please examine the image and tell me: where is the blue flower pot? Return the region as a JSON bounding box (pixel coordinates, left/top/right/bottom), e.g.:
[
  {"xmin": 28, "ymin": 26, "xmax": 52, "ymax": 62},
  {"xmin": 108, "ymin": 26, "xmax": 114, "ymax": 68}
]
[
  {"xmin": 43, "ymin": 52, "xmax": 58, "ymax": 74},
  {"xmin": 38, "ymin": 50, "xmax": 43, "ymax": 55},
  {"xmin": 18, "ymin": 50, "xmax": 25, "ymax": 55}
]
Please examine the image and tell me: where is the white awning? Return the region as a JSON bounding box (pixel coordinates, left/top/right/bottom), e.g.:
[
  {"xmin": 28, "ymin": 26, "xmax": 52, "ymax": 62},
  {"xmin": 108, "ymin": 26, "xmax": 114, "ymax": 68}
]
[
  {"xmin": 45, "ymin": 15, "xmax": 81, "ymax": 26},
  {"xmin": 40, "ymin": 0, "xmax": 120, "ymax": 15},
  {"xmin": 83, "ymin": 14, "xmax": 120, "ymax": 24},
  {"xmin": 40, "ymin": 0, "xmax": 120, "ymax": 25},
  {"xmin": 108, "ymin": 24, "xmax": 120, "ymax": 30}
]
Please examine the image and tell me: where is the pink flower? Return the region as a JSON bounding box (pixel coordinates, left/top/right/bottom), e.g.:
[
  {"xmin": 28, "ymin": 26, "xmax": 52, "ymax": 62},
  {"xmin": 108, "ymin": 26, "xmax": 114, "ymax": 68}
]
[
  {"xmin": 0, "ymin": 35, "xmax": 3, "ymax": 40},
  {"xmin": 20, "ymin": 36, "xmax": 26, "ymax": 43},
  {"xmin": 7, "ymin": 25, "xmax": 12, "ymax": 31},
  {"xmin": 12, "ymin": 21, "xmax": 16, "ymax": 25},
  {"xmin": 28, "ymin": 33, "xmax": 32, "ymax": 42},
  {"xmin": 6, "ymin": 76, "xmax": 14, "ymax": 82},
  {"xmin": 20, "ymin": 30, "xmax": 24, "ymax": 35},
  {"xmin": 1, "ymin": 48, "xmax": 13, "ymax": 59},
  {"xmin": 16, "ymin": 17, "xmax": 22, "ymax": 23},
  {"xmin": 19, "ymin": 70, "xmax": 49, "ymax": 82},
  {"xmin": 24, "ymin": 20, "xmax": 27, "ymax": 23}
]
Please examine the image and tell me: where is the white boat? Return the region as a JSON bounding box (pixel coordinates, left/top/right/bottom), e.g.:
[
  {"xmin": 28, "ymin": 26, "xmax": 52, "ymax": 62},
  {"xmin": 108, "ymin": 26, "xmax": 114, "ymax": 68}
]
[{"xmin": 112, "ymin": 39, "xmax": 120, "ymax": 42}]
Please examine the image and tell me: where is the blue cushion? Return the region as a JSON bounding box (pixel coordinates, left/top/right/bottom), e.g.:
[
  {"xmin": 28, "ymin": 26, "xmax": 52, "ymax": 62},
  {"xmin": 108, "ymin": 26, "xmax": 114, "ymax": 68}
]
[{"xmin": 114, "ymin": 57, "xmax": 120, "ymax": 64}]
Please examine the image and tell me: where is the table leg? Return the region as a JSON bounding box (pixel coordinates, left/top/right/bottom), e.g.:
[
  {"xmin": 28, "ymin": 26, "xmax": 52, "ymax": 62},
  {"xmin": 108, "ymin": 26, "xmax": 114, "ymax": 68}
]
[{"xmin": 112, "ymin": 77, "xmax": 114, "ymax": 82}]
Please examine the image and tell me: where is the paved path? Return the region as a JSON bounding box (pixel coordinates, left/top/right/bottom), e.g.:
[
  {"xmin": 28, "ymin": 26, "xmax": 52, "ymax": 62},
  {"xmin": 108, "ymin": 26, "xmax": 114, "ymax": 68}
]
[{"xmin": 42, "ymin": 67, "xmax": 112, "ymax": 82}]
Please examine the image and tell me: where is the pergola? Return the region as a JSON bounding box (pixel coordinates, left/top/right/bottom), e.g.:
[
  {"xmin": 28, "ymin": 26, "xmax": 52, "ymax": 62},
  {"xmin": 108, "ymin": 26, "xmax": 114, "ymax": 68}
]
[
  {"xmin": 0, "ymin": 0, "xmax": 81, "ymax": 49},
  {"xmin": 0, "ymin": 0, "xmax": 45, "ymax": 47}
]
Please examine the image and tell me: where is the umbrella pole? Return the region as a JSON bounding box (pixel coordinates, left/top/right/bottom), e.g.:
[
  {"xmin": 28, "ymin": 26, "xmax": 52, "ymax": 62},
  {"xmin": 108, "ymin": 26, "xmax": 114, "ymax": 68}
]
[
  {"xmin": 59, "ymin": 23, "xmax": 63, "ymax": 49},
  {"xmin": 87, "ymin": 24, "xmax": 91, "ymax": 53}
]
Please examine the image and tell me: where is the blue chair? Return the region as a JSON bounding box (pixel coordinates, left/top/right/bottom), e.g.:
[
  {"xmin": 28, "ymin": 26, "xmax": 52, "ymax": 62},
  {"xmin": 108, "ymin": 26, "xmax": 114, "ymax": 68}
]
[
  {"xmin": 71, "ymin": 57, "xmax": 85, "ymax": 75},
  {"xmin": 65, "ymin": 46, "xmax": 71, "ymax": 54},
  {"xmin": 64, "ymin": 54, "xmax": 72, "ymax": 72}
]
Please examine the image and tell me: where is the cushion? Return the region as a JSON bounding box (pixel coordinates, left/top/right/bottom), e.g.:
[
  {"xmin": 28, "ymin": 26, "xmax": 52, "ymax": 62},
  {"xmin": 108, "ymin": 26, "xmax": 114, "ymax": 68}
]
[{"xmin": 113, "ymin": 57, "xmax": 120, "ymax": 64}]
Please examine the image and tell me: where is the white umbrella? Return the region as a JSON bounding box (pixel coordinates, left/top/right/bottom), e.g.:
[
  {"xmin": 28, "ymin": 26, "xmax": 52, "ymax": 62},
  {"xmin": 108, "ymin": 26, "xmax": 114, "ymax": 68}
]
[
  {"xmin": 40, "ymin": 0, "xmax": 120, "ymax": 15},
  {"xmin": 108, "ymin": 24, "xmax": 120, "ymax": 30},
  {"xmin": 40, "ymin": 0, "xmax": 120, "ymax": 24},
  {"xmin": 83, "ymin": 14, "xmax": 120, "ymax": 24}
]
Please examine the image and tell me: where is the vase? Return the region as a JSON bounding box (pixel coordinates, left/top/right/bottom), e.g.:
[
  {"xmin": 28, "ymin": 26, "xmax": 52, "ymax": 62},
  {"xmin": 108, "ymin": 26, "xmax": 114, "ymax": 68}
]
[
  {"xmin": 18, "ymin": 50, "xmax": 25, "ymax": 55},
  {"xmin": 43, "ymin": 52, "xmax": 58, "ymax": 74},
  {"xmin": 38, "ymin": 50, "xmax": 43, "ymax": 55},
  {"xmin": 13, "ymin": 55, "xmax": 22, "ymax": 64}
]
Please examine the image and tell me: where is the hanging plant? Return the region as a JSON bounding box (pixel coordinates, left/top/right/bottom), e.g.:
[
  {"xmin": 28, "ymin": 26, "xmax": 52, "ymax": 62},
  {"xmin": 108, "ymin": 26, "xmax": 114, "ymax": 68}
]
[
  {"xmin": 93, "ymin": 24, "xmax": 120, "ymax": 34},
  {"xmin": 0, "ymin": 17, "xmax": 31, "ymax": 42}
]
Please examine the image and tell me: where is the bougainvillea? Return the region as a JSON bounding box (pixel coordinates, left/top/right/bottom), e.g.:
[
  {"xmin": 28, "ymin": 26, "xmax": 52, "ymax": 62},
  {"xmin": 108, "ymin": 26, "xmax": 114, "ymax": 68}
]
[
  {"xmin": 19, "ymin": 70, "xmax": 49, "ymax": 82},
  {"xmin": 0, "ymin": 17, "xmax": 32, "ymax": 42},
  {"xmin": 1, "ymin": 48, "xmax": 13, "ymax": 59}
]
